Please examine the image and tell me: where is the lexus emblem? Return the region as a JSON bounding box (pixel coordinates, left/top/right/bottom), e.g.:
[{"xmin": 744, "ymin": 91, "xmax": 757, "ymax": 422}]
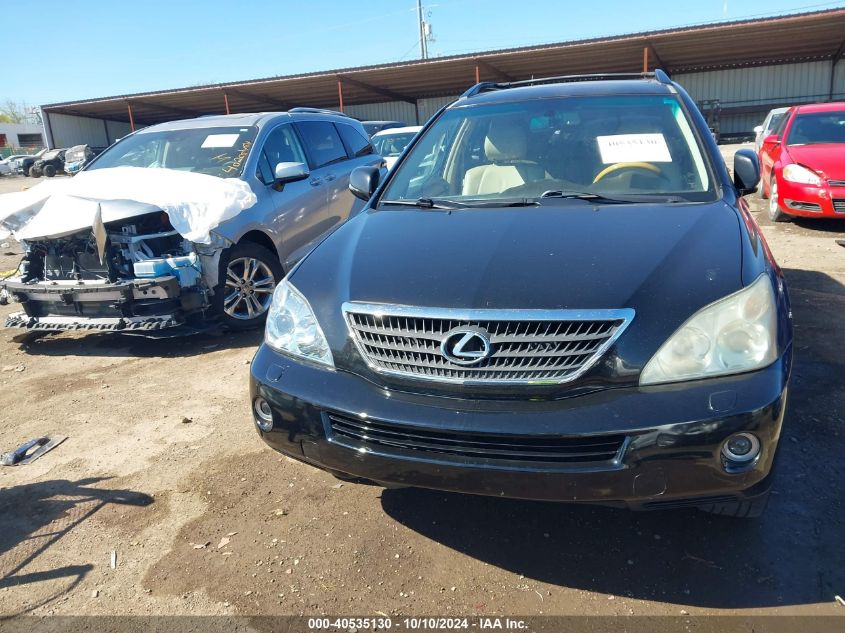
[{"xmin": 441, "ymin": 328, "xmax": 492, "ymax": 366}]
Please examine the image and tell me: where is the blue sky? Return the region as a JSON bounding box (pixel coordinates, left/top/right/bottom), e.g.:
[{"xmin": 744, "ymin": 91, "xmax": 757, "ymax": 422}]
[{"xmin": 4, "ymin": 0, "xmax": 844, "ymax": 106}]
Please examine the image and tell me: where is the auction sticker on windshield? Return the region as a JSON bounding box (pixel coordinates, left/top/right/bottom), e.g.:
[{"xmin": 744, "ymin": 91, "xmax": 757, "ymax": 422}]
[
  {"xmin": 201, "ymin": 134, "xmax": 241, "ymax": 148},
  {"xmin": 596, "ymin": 133, "xmax": 672, "ymax": 163}
]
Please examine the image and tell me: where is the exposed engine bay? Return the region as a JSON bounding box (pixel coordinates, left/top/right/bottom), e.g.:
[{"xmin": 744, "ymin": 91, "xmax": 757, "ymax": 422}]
[{"xmin": 2, "ymin": 212, "xmax": 213, "ymax": 332}]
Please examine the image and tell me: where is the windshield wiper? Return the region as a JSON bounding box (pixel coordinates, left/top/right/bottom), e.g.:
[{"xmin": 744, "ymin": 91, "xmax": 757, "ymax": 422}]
[
  {"xmin": 539, "ymin": 190, "xmax": 687, "ymax": 204},
  {"xmin": 380, "ymin": 197, "xmax": 539, "ymax": 209},
  {"xmin": 539, "ymin": 190, "xmax": 628, "ymax": 203}
]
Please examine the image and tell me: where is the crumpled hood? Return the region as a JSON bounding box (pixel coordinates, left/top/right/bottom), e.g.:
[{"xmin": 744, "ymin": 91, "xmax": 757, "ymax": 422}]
[
  {"xmin": 291, "ymin": 201, "xmax": 746, "ymax": 371},
  {"xmin": 0, "ymin": 166, "xmax": 257, "ymax": 243},
  {"xmin": 786, "ymin": 144, "xmax": 845, "ymax": 180}
]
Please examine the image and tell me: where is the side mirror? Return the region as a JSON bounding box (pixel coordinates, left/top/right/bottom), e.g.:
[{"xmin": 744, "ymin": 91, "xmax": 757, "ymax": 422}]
[
  {"xmin": 274, "ymin": 161, "xmax": 309, "ymax": 185},
  {"xmin": 753, "ymin": 125, "xmax": 763, "ymax": 134},
  {"xmin": 349, "ymin": 166, "xmax": 381, "ymax": 201},
  {"xmin": 762, "ymin": 133, "xmax": 780, "ymax": 146},
  {"xmin": 733, "ymin": 148, "xmax": 760, "ymax": 195}
]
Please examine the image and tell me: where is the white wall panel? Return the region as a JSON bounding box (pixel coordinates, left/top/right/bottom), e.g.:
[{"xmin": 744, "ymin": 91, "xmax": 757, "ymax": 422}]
[
  {"xmin": 48, "ymin": 113, "xmax": 110, "ymax": 147},
  {"xmin": 105, "ymin": 120, "xmax": 133, "ymax": 144},
  {"xmin": 343, "ymin": 101, "xmax": 417, "ymax": 125},
  {"xmin": 417, "ymin": 95, "xmax": 459, "ymax": 124},
  {"xmin": 676, "ymin": 61, "xmax": 842, "ymax": 106}
]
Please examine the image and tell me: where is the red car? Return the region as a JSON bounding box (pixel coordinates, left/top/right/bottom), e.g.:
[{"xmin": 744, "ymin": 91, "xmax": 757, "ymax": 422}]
[{"xmin": 758, "ymin": 102, "xmax": 845, "ymax": 221}]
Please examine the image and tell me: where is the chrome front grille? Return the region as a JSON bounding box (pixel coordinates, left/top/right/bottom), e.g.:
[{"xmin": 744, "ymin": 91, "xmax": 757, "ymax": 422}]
[
  {"xmin": 833, "ymin": 198, "xmax": 845, "ymax": 213},
  {"xmin": 342, "ymin": 303, "xmax": 634, "ymax": 384},
  {"xmin": 828, "ymin": 180, "xmax": 845, "ymax": 187}
]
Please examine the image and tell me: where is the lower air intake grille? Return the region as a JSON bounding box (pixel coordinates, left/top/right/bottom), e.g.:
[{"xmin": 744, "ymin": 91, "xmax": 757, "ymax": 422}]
[
  {"xmin": 326, "ymin": 413, "xmax": 626, "ymax": 464},
  {"xmin": 833, "ymin": 199, "xmax": 845, "ymax": 213}
]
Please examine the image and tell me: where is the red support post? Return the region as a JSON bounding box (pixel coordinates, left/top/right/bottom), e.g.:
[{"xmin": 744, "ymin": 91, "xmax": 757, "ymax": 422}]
[
  {"xmin": 475, "ymin": 64, "xmax": 480, "ymax": 83},
  {"xmin": 127, "ymin": 102, "xmax": 135, "ymax": 132},
  {"xmin": 337, "ymin": 80, "xmax": 344, "ymax": 112},
  {"xmin": 643, "ymin": 46, "xmax": 649, "ymax": 73},
  {"xmin": 224, "ymin": 92, "xmax": 231, "ymax": 115}
]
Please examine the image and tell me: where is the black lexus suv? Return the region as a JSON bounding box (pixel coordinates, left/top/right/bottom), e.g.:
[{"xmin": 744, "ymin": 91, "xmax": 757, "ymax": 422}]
[{"xmin": 249, "ymin": 71, "xmax": 792, "ymax": 518}]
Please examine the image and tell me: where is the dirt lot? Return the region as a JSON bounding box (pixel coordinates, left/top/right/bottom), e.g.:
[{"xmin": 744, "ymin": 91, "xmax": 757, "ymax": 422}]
[{"xmin": 0, "ymin": 151, "xmax": 843, "ymax": 620}]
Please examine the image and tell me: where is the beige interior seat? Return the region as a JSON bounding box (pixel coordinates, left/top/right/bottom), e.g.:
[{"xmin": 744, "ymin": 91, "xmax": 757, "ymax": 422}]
[{"xmin": 462, "ymin": 120, "xmax": 546, "ymax": 195}]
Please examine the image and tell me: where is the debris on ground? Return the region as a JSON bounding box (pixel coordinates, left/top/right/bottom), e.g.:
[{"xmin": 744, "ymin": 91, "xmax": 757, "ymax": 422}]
[
  {"xmin": 0, "ymin": 436, "xmax": 67, "ymax": 466},
  {"xmin": 181, "ymin": 417, "xmax": 192, "ymax": 424}
]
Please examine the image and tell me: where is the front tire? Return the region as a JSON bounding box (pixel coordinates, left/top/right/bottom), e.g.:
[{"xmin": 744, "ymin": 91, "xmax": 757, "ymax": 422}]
[
  {"xmin": 214, "ymin": 241, "xmax": 283, "ymax": 330},
  {"xmin": 767, "ymin": 178, "xmax": 790, "ymax": 222},
  {"xmin": 43, "ymin": 164, "xmax": 56, "ymax": 178}
]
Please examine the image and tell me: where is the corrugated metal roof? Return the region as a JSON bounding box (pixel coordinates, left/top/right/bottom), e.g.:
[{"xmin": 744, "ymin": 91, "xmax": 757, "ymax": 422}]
[{"xmin": 42, "ymin": 8, "xmax": 845, "ymax": 125}]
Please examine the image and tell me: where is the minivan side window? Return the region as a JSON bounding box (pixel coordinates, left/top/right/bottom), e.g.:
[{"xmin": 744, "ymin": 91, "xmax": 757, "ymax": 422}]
[
  {"xmin": 256, "ymin": 124, "xmax": 307, "ymax": 184},
  {"xmin": 336, "ymin": 123, "xmax": 374, "ymax": 158},
  {"xmin": 295, "ymin": 121, "xmax": 347, "ymax": 168}
]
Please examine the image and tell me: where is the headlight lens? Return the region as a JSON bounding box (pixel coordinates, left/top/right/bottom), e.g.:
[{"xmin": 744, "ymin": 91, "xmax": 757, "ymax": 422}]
[
  {"xmin": 782, "ymin": 164, "xmax": 821, "ymax": 186},
  {"xmin": 640, "ymin": 274, "xmax": 777, "ymax": 385},
  {"xmin": 264, "ymin": 279, "xmax": 334, "ymax": 367}
]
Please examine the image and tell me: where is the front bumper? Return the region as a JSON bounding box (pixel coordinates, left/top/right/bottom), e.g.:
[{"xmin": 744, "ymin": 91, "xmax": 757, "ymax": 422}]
[
  {"xmin": 776, "ymin": 177, "xmax": 845, "ymax": 217},
  {"xmin": 249, "ymin": 345, "xmax": 791, "ymax": 508},
  {"xmin": 1, "ymin": 275, "xmax": 204, "ymax": 331}
]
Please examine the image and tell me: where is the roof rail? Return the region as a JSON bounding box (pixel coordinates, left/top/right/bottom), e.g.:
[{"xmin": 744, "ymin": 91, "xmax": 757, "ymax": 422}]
[
  {"xmin": 460, "ymin": 69, "xmax": 672, "ymax": 98},
  {"xmin": 460, "ymin": 81, "xmax": 505, "ymax": 99},
  {"xmin": 288, "ymin": 107, "xmax": 350, "ymax": 117}
]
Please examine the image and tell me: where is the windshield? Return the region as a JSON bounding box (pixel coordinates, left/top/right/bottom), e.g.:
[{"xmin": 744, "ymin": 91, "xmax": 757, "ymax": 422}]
[
  {"xmin": 372, "ymin": 132, "xmax": 418, "ymax": 157},
  {"xmin": 380, "ymin": 95, "xmax": 714, "ymax": 205},
  {"xmin": 65, "ymin": 146, "xmax": 87, "ymax": 162},
  {"xmin": 766, "ymin": 112, "xmax": 786, "ymax": 134},
  {"xmin": 88, "ymin": 126, "xmax": 258, "ymax": 178},
  {"xmin": 786, "ymin": 111, "xmax": 845, "ymax": 145}
]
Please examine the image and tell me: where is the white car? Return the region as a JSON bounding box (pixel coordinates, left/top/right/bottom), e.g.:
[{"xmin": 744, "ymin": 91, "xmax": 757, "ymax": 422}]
[
  {"xmin": 371, "ymin": 126, "xmax": 423, "ymax": 169},
  {"xmin": 0, "ymin": 154, "xmax": 27, "ymax": 175},
  {"xmin": 753, "ymin": 107, "xmax": 789, "ymax": 154}
]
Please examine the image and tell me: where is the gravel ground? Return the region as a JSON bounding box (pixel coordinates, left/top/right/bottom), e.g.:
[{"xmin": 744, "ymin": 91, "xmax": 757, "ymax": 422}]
[{"xmin": 0, "ymin": 151, "xmax": 843, "ymax": 619}]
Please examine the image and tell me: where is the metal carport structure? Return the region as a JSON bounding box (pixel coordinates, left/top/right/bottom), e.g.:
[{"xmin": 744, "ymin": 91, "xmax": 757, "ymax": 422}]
[{"xmin": 41, "ymin": 7, "xmax": 845, "ymax": 147}]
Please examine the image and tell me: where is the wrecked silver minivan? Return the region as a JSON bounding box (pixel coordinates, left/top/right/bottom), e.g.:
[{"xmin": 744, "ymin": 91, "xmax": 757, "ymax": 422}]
[{"xmin": 0, "ymin": 110, "xmax": 379, "ymax": 332}]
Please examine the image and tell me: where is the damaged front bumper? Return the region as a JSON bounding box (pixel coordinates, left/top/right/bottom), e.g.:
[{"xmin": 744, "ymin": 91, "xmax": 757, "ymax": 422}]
[{"xmin": 1, "ymin": 274, "xmax": 204, "ymax": 332}]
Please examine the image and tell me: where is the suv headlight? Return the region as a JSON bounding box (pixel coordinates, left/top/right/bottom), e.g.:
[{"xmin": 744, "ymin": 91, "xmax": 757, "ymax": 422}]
[
  {"xmin": 782, "ymin": 164, "xmax": 821, "ymax": 186},
  {"xmin": 640, "ymin": 274, "xmax": 777, "ymax": 385},
  {"xmin": 264, "ymin": 279, "xmax": 334, "ymax": 367}
]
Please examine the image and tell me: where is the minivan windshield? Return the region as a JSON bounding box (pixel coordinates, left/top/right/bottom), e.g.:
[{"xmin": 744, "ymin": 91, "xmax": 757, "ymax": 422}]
[
  {"xmin": 380, "ymin": 95, "xmax": 714, "ymax": 205},
  {"xmin": 372, "ymin": 132, "xmax": 418, "ymax": 157},
  {"xmin": 786, "ymin": 111, "xmax": 845, "ymax": 145},
  {"xmin": 88, "ymin": 126, "xmax": 258, "ymax": 178}
]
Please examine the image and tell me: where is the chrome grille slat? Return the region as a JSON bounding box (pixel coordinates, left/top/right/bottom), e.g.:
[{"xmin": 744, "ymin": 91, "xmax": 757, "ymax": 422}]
[
  {"xmin": 343, "ymin": 303, "xmax": 635, "ymax": 385},
  {"xmin": 327, "ymin": 413, "xmax": 627, "ymax": 463}
]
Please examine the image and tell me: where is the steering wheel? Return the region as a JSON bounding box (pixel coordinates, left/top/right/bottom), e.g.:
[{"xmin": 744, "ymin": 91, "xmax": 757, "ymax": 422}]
[{"xmin": 592, "ymin": 161, "xmax": 664, "ymax": 184}]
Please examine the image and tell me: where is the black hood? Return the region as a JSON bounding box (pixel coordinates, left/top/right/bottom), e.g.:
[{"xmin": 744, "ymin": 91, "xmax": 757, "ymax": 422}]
[{"xmin": 291, "ymin": 201, "xmax": 746, "ymax": 390}]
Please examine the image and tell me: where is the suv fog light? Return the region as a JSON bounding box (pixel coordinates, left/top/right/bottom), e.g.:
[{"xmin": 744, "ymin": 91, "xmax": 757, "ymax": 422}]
[
  {"xmin": 721, "ymin": 432, "xmax": 760, "ymax": 463},
  {"xmin": 253, "ymin": 397, "xmax": 274, "ymax": 432}
]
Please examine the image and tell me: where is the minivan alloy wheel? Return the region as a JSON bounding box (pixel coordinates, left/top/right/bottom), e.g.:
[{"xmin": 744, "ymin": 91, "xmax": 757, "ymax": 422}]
[{"xmin": 224, "ymin": 257, "xmax": 276, "ymax": 320}]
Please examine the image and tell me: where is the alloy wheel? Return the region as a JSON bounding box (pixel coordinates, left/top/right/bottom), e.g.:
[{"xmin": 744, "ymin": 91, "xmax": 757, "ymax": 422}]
[
  {"xmin": 769, "ymin": 181, "xmax": 779, "ymax": 217},
  {"xmin": 223, "ymin": 257, "xmax": 276, "ymax": 320}
]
